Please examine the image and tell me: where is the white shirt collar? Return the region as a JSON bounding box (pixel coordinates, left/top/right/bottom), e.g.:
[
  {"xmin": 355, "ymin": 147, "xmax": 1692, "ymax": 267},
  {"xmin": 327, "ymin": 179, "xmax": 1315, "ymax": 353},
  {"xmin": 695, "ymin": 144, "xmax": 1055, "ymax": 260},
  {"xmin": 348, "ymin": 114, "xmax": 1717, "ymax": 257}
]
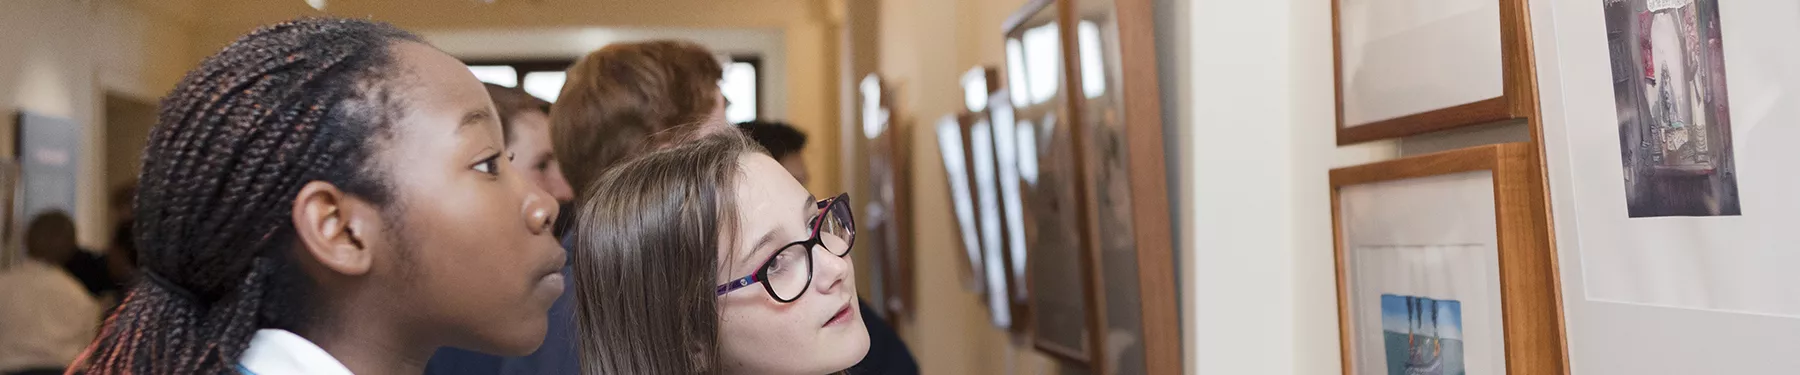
[{"xmin": 238, "ymin": 329, "xmax": 355, "ymax": 375}]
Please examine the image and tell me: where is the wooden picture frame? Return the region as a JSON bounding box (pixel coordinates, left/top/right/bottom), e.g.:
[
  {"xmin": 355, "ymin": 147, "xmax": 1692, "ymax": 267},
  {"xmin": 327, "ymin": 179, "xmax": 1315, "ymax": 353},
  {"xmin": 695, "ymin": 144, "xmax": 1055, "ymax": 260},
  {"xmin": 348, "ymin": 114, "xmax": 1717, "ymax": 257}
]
[
  {"xmin": 1329, "ymin": 143, "xmax": 1565, "ymax": 375},
  {"xmin": 1003, "ymin": 0, "xmax": 1181, "ymax": 372},
  {"xmin": 860, "ymin": 75, "xmax": 914, "ymax": 322},
  {"xmin": 1331, "ymin": 0, "xmax": 1538, "ymax": 145},
  {"xmin": 1004, "ymin": 0, "xmax": 1103, "ymax": 366},
  {"xmin": 1066, "ymin": 0, "xmax": 1182, "ymax": 373},
  {"xmin": 958, "ymin": 66, "xmax": 1022, "ymax": 329},
  {"xmin": 933, "ymin": 113, "xmax": 987, "ymax": 297}
]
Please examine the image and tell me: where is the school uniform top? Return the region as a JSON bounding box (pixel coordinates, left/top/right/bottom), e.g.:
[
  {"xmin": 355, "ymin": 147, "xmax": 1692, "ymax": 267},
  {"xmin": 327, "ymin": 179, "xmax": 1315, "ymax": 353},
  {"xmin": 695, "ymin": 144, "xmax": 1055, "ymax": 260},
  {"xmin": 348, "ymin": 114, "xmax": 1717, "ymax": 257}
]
[{"xmin": 237, "ymin": 329, "xmax": 353, "ymax": 375}]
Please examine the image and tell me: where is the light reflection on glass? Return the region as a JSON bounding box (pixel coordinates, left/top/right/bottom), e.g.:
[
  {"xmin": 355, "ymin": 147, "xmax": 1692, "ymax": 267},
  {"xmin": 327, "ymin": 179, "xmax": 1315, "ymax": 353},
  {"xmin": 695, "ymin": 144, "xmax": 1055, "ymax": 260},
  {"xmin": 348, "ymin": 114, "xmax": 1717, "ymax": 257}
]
[
  {"xmin": 935, "ymin": 117, "xmax": 986, "ymax": 295},
  {"xmin": 1078, "ymin": 20, "xmax": 1107, "ymax": 99},
  {"xmin": 970, "ymin": 120, "xmax": 1012, "ymax": 327},
  {"xmin": 1023, "ymin": 23, "xmax": 1062, "ymax": 105},
  {"xmin": 1005, "ymin": 39, "xmax": 1030, "ymax": 107}
]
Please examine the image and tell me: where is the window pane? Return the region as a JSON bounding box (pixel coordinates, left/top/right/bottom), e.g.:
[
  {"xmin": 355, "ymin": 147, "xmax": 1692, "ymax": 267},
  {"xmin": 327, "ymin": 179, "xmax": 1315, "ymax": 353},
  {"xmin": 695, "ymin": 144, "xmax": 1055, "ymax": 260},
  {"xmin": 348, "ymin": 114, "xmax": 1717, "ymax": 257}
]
[
  {"xmin": 721, "ymin": 62, "xmax": 758, "ymax": 124},
  {"xmin": 522, "ymin": 71, "xmax": 566, "ymax": 102},
  {"xmin": 468, "ymin": 65, "xmax": 517, "ymax": 87}
]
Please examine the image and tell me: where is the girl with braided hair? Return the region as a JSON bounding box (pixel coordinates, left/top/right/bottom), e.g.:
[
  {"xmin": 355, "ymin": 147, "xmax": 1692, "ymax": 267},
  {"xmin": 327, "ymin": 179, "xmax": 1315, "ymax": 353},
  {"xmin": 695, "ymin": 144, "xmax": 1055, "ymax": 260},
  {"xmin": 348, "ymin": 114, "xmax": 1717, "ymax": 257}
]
[{"xmin": 69, "ymin": 18, "xmax": 566, "ymax": 375}]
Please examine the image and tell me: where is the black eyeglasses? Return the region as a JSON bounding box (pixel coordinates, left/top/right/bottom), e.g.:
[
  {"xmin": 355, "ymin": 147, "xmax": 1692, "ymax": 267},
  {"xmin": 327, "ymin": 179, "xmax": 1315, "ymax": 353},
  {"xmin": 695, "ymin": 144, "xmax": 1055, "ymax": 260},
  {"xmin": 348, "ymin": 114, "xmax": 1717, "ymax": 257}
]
[{"xmin": 715, "ymin": 193, "xmax": 855, "ymax": 303}]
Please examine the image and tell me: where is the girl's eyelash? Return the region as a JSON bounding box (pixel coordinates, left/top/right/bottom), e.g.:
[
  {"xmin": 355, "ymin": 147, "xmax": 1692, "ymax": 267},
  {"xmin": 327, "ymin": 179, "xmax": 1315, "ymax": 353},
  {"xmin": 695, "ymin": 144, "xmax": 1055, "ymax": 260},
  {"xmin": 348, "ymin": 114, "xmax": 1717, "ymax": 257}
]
[{"xmin": 473, "ymin": 154, "xmax": 501, "ymax": 175}]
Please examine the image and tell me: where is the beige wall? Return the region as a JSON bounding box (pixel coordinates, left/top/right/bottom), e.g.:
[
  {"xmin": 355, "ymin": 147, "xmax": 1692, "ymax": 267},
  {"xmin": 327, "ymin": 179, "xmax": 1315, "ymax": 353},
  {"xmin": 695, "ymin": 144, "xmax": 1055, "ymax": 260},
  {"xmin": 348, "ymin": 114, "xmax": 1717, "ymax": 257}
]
[
  {"xmin": 859, "ymin": 0, "xmax": 1066, "ymax": 373},
  {"xmin": 185, "ymin": 0, "xmax": 843, "ymax": 196},
  {"xmin": 0, "ymin": 0, "xmax": 196, "ymax": 258}
]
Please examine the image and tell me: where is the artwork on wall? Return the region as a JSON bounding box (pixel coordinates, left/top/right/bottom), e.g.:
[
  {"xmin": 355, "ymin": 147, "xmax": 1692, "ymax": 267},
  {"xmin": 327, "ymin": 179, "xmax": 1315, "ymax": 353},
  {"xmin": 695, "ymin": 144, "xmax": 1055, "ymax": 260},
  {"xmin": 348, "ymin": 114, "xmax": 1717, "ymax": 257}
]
[
  {"xmin": 1380, "ymin": 295, "xmax": 1466, "ymax": 375},
  {"xmin": 1005, "ymin": 0, "xmax": 1099, "ymax": 365},
  {"xmin": 1002, "ymin": 0, "xmax": 1180, "ymax": 372},
  {"xmin": 933, "ymin": 115, "xmax": 987, "ymax": 296},
  {"xmin": 860, "ymin": 75, "xmax": 914, "ymax": 322},
  {"xmin": 1601, "ymin": 0, "xmax": 1738, "ymax": 218},
  {"xmin": 16, "ymin": 111, "xmax": 80, "ymax": 227},
  {"xmin": 955, "ymin": 67, "xmax": 1018, "ymax": 329},
  {"xmin": 1331, "ymin": 143, "xmax": 1565, "ymax": 375},
  {"xmin": 1531, "ymin": 0, "xmax": 1800, "ymax": 371},
  {"xmin": 1332, "ymin": 0, "xmax": 1538, "ymax": 144}
]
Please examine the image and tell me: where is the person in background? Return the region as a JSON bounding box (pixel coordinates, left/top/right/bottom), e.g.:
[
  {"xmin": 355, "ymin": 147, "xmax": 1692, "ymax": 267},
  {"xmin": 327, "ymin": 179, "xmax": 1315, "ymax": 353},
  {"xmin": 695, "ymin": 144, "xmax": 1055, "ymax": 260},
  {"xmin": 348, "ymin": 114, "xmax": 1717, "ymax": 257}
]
[
  {"xmin": 36, "ymin": 212, "xmax": 120, "ymax": 300},
  {"xmin": 424, "ymin": 84, "xmax": 578, "ymax": 375},
  {"xmin": 570, "ymin": 131, "xmax": 870, "ymax": 374},
  {"xmin": 105, "ymin": 184, "xmax": 140, "ymax": 290},
  {"xmin": 0, "ymin": 211, "xmax": 101, "ymax": 375},
  {"xmin": 68, "ymin": 18, "xmax": 566, "ymax": 374},
  {"xmin": 444, "ymin": 39, "xmax": 732, "ymax": 375},
  {"xmin": 737, "ymin": 120, "xmax": 921, "ymax": 375},
  {"xmin": 551, "ymin": 39, "xmax": 732, "ymax": 194},
  {"xmin": 736, "ymin": 120, "xmax": 813, "ymax": 186},
  {"xmin": 487, "ymin": 83, "xmax": 576, "ymax": 203}
]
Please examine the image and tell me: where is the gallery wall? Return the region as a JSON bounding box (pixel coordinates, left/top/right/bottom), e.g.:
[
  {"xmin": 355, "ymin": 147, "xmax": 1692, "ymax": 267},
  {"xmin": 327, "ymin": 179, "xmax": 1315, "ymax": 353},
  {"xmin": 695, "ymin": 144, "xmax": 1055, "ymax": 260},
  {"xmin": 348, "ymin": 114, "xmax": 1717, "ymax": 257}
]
[{"xmin": 0, "ymin": 0, "xmax": 197, "ymax": 253}]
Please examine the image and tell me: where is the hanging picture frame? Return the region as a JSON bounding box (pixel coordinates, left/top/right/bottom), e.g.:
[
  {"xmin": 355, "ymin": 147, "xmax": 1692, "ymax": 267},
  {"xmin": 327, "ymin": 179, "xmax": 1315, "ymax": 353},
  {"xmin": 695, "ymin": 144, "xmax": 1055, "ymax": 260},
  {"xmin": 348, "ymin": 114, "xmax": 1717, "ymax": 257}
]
[
  {"xmin": 1330, "ymin": 143, "xmax": 1566, "ymax": 375},
  {"xmin": 1066, "ymin": 0, "xmax": 1181, "ymax": 372},
  {"xmin": 1332, "ymin": 0, "xmax": 1538, "ymax": 144},
  {"xmin": 860, "ymin": 75, "xmax": 914, "ymax": 322},
  {"xmin": 933, "ymin": 113, "xmax": 987, "ymax": 297},
  {"xmin": 1004, "ymin": 0, "xmax": 1103, "ymax": 366}
]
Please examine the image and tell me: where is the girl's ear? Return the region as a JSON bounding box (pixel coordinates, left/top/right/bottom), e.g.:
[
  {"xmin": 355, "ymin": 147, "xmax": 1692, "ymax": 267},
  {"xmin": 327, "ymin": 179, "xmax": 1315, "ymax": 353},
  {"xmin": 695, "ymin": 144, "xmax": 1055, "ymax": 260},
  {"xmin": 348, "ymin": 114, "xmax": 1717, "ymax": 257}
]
[{"xmin": 291, "ymin": 181, "xmax": 388, "ymax": 277}]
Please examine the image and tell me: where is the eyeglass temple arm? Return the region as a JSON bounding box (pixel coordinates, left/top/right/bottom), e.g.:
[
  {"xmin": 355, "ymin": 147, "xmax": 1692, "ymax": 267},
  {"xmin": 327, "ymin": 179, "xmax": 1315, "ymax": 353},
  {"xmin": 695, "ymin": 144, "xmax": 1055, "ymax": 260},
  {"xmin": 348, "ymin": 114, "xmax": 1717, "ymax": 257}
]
[{"xmin": 716, "ymin": 273, "xmax": 761, "ymax": 295}]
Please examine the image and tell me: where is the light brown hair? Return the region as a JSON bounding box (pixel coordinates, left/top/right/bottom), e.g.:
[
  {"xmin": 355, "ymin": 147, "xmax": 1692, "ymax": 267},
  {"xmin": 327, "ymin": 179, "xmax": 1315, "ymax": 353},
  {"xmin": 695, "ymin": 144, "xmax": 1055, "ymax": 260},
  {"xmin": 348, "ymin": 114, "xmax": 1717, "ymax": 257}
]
[
  {"xmin": 483, "ymin": 83, "xmax": 551, "ymax": 144},
  {"xmin": 569, "ymin": 131, "xmax": 758, "ymax": 374},
  {"xmin": 550, "ymin": 40, "xmax": 725, "ymax": 193}
]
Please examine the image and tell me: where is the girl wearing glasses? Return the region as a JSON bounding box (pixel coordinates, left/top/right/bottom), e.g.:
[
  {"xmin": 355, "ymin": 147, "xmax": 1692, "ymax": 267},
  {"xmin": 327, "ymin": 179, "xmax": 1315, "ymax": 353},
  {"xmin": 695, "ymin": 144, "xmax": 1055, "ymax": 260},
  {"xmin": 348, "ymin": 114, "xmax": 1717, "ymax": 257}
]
[{"xmin": 568, "ymin": 131, "xmax": 870, "ymax": 374}]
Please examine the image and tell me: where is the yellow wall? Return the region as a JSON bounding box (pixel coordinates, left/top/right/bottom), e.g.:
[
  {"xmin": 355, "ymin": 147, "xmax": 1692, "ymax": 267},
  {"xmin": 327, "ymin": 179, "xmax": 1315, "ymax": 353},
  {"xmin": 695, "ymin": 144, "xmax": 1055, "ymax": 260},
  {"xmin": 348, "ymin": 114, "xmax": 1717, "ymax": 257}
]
[{"xmin": 858, "ymin": 0, "xmax": 1066, "ymax": 373}]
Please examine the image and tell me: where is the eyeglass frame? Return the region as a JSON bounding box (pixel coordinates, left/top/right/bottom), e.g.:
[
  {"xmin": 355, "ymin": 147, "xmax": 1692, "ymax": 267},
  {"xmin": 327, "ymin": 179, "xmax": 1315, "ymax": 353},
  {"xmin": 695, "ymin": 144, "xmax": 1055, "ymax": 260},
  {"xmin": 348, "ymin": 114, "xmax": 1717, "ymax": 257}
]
[{"xmin": 714, "ymin": 193, "xmax": 855, "ymax": 303}]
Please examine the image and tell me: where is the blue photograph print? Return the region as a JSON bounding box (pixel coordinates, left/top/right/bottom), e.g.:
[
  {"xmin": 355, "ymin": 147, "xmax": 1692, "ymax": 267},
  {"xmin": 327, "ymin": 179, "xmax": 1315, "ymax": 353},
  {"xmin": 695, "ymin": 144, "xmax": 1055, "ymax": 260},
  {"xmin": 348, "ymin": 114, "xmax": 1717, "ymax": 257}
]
[{"xmin": 1381, "ymin": 294, "xmax": 1465, "ymax": 375}]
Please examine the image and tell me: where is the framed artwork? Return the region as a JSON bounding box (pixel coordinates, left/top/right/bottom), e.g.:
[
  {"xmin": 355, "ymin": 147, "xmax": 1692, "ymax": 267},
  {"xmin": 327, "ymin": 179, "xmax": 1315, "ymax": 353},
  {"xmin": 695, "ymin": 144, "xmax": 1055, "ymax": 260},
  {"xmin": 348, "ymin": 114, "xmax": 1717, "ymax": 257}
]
[
  {"xmin": 15, "ymin": 111, "xmax": 80, "ymax": 228},
  {"xmin": 958, "ymin": 67, "xmax": 1019, "ymax": 329},
  {"xmin": 1065, "ymin": 0, "xmax": 1182, "ymax": 372},
  {"xmin": 1330, "ymin": 143, "xmax": 1565, "ymax": 375},
  {"xmin": 1005, "ymin": 0, "xmax": 1102, "ymax": 366},
  {"xmin": 933, "ymin": 114, "xmax": 987, "ymax": 296},
  {"xmin": 1332, "ymin": 0, "xmax": 1539, "ymax": 144},
  {"xmin": 860, "ymin": 75, "xmax": 914, "ymax": 322},
  {"xmin": 1527, "ymin": 0, "xmax": 1800, "ymax": 371}
]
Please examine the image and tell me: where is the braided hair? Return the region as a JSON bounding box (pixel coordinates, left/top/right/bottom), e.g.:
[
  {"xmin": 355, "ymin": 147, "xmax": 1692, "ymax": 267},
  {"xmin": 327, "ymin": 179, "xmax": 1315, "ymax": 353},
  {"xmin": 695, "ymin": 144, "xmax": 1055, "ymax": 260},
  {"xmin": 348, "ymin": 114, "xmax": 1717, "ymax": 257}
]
[{"xmin": 72, "ymin": 18, "xmax": 421, "ymax": 375}]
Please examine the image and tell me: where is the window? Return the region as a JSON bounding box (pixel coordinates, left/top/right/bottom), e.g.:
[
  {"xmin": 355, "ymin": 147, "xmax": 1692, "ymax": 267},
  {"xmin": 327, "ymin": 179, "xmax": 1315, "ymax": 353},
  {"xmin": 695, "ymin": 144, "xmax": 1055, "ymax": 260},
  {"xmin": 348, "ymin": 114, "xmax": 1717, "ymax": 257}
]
[
  {"xmin": 465, "ymin": 55, "xmax": 763, "ymax": 121},
  {"xmin": 521, "ymin": 71, "xmax": 567, "ymax": 102},
  {"xmin": 720, "ymin": 58, "xmax": 760, "ymax": 124}
]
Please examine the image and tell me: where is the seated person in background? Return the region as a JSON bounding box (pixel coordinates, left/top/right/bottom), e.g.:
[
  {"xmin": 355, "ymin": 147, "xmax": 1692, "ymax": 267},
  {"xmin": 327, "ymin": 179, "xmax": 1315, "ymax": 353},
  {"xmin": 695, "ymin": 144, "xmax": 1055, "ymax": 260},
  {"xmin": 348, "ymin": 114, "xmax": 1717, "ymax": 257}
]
[
  {"xmin": 737, "ymin": 120, "xmax": 920, "ymax": 374},
  {"xmin": 69, "ymin": 18, "xmax": 567, "ymax": 375},
  {"xmin": 29, "ymin": 211, "xmax": 121, "ymax": 300},
  {"xmin": 569, "ymin": 131, "xmax": 870, "ymax": 374},
  {"xmin": 0, "ymin": 212, "xmax": 101, "ymax": 375}
]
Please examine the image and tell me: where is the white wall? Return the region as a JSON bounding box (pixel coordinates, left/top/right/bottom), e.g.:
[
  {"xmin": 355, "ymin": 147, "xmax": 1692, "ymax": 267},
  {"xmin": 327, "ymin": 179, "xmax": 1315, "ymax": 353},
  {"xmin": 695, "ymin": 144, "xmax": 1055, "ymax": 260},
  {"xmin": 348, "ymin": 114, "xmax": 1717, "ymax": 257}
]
[
  {"xmin": 1174, "ymin": 0, "xmax": 1399, "ymax": 373},
  {"xmin": 0, "ymin": 0, "xmax": 192, "ymax": 263}
]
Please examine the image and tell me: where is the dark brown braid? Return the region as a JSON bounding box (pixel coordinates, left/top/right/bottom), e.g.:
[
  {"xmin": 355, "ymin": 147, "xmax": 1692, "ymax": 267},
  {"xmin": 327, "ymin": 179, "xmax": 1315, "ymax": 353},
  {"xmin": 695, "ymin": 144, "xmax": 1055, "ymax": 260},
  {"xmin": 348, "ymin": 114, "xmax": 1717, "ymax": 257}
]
[{"xmin": 70, "ymin": 18, "xmax": 421, "ymax": 375}]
